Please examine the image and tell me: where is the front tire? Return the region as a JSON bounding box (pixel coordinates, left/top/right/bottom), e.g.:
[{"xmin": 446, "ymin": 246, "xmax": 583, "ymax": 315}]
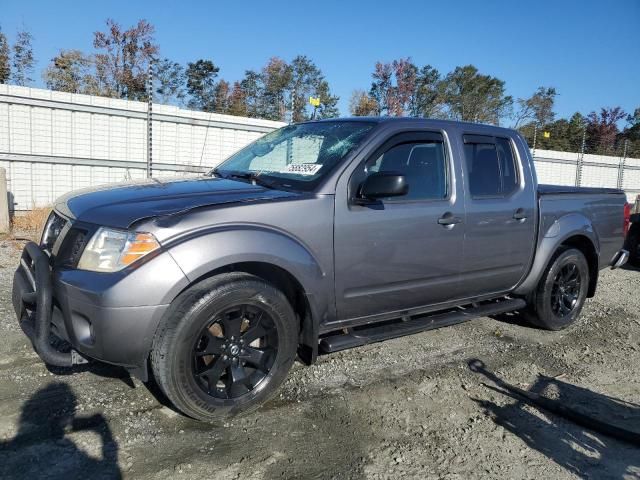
[
  {"xmin": 151, "ymin": 273, "xmax": 298, "ymax": 422},
  {"xmin": 525, "ymin": 248, "xmax": 589, "ymax": 330}
]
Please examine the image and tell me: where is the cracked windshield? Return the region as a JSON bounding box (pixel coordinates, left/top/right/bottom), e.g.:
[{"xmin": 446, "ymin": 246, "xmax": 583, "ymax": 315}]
[{"xmin": 214, "ymin": 121, "xmax": 375, "ymax": 190}]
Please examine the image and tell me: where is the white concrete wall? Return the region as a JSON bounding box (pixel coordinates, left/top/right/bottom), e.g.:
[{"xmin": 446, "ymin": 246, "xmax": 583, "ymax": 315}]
[
  {"xmin": 1, "ymin": 85, "xmax": 639, "ymax": 210},
  {"xmin": 0, "ymin": 85, "xmax": 285, "ymax": 210},
  {"xmin": 533, "ymin": 148, "xmax": 639, "ymax": 201}
]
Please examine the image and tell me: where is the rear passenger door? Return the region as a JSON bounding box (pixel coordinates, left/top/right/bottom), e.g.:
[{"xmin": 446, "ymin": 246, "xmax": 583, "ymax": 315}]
[{"xmin": 459, "ymin": 134, "xmax": 536, "ymax": 297}]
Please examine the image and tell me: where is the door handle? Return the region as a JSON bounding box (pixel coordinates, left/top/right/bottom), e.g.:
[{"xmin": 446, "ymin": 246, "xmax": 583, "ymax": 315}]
[
  {"xmin": 513, "ymin": 208, "xmax": 527, "ymax": 221},
  {"xmin": 437, "ymin": 213, "xmax": 462, "ymax": 227}
]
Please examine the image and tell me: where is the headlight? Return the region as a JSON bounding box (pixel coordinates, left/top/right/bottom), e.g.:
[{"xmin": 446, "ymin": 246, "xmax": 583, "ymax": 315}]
[{"xmin": 77, "ymin": 227, "xmax": 160, "ymax": 272}]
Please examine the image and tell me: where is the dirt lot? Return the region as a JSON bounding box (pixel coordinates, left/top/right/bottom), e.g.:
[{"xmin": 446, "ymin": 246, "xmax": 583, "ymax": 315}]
[{"xmin": 0, "ymin": 236, "xmax": 639, "ymax": 480}]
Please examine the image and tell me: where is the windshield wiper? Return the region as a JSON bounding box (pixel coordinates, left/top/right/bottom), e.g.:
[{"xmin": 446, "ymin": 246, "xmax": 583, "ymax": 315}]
[{"xmin": 225, "ymin": 171, "xmax": 279, "ymax": 190}]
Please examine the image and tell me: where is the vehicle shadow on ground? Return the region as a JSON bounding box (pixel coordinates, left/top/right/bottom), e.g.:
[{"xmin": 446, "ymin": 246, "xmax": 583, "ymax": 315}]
[
  {"xmin": 468, "ymin": 359, "xmax": 640, "ymax": 479},
  {"xmin": 489, "ymin": 310, "xmax": 532, "ymax": 328},
  {"xmin": 46, "ymin": 361, "xmax": 137, "ymax": 388},
  {"xmin": 0, "ymin": 382, "xmax": 122, "ymax": 479},
  {"xmin": 47, "ymin": 362, "xmax": 182, "ymax": 417},
  {"xmin": 620, "ymin": 263, "xmax": 640, "ymax": 272}
]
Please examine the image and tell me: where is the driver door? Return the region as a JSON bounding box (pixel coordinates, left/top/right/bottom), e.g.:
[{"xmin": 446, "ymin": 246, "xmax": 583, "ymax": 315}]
[{"xmin": 333, "ymin": 131, "xmax": 465, "ymax": 321}]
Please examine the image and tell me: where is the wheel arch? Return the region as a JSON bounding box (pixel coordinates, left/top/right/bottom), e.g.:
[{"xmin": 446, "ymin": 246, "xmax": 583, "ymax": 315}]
[
  {"xmin": 176, "ymin": 261, "xmax": 319, "ymax": 365},
  {"xmin": 559, "ymin": 234, "xmax": 599, "ymax": 297},
  {"xmin": 514, "ymin": 213, "xmax": 600, "ymax": 297}
]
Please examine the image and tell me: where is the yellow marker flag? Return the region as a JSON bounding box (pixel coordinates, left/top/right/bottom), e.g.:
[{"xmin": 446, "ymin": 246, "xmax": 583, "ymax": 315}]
[
  {"xmin": 309, "ymin": 96, "xmax": 321, "ymax": 107},
  {"xmin": 543, "ymin": 131, "xmax": 551, "ymax": 138}
]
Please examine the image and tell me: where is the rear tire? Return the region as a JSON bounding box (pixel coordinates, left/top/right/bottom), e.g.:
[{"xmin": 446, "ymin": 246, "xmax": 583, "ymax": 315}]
[
  {"xmin": 151, "ymin": 273, "xmax": 298, "ymax": 422},
  {"xmin": 524, "ymin": 248, "xmax": 589, "ymax": 330}
]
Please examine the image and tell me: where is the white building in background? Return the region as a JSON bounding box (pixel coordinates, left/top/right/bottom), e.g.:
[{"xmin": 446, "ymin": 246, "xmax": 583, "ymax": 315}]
[
  {"xmin": 0, "ymin": 84, "xmax": 638, "ymax": 211},
  {"xmin": 0, "ymin": 85, "xmax": 284, "ymax": 211}
]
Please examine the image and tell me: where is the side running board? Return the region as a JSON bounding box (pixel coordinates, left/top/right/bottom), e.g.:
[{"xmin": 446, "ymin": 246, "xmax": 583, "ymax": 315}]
[{"xmin": 319, "ymin": 298, "xmax": 527, "ymax": 354}]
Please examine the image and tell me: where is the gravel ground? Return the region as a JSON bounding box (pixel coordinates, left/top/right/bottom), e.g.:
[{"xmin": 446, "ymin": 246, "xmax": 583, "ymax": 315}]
[{"xmin": 0, "ymin": 235, "xmax": 639, "ymax": 479}]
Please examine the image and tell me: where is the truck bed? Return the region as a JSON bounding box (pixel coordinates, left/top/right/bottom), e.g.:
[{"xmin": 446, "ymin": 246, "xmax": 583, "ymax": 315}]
[{"xmin": 537, "ymin": 184, "xmax": 626, "ymax": 271}]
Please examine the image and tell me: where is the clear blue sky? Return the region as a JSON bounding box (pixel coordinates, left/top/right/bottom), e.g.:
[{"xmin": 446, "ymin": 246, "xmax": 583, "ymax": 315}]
[{"xmin": 2, "ymin": 0, "xmax": 638, "ymax": 122}]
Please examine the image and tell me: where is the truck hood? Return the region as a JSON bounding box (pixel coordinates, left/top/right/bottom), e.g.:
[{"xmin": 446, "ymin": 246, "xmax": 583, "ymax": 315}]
[{"xmin": 55, "ymin": 176, "xmax": 299, "ymax": 229}]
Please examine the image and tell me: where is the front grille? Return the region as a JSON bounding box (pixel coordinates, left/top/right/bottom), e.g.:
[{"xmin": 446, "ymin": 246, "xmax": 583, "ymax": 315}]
[
  {"xmin": 41, "ymin": 212, "xmax": 67, "ymax": 251},
  {"xmin": 55, "ymin": 227, "xmax": 89, "ymax": 268}
]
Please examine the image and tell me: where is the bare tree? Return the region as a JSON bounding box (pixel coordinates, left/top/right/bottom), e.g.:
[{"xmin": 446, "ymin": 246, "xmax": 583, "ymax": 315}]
[
  {"xmin": 513, "ymin": 87, "xmax": 557, "ymax": 128},
  {"xmin": 11, "ymin": 28, "xmax": 34, "ymax": 86},
  {"xmin": 154, "ymin": 58, "xmax": 186, "ymax": 105},
  {"xmin": 0, "ymin": 27, "xmax": 9, "ymax": 83}
]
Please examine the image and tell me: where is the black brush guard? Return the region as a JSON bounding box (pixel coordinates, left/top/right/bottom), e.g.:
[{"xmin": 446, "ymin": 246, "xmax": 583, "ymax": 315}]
[{"xmin": 12, "ymin": 241, "xmax": 87, "ymax": 367}]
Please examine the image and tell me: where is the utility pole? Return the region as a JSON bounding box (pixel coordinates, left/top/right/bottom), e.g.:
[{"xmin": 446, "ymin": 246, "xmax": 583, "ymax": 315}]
[{"xmin": 146, "ymin": 59, "xmax": 154, "ymax": 178}]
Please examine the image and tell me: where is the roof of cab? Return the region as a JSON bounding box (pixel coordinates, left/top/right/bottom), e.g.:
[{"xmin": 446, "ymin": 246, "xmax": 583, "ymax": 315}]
[{"xmin": 309, "ymin": 116, "xmax": 518, "ymax": 134}]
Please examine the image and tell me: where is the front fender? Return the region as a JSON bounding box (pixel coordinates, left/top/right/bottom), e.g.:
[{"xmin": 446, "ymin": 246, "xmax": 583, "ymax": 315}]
[
  {"xmin": 514, "ymin": 213, "xmax": 599, "ymax": 295},
  {"xmin": 165, "ymin": 225, "xmax": 331, "ymax": 323}
]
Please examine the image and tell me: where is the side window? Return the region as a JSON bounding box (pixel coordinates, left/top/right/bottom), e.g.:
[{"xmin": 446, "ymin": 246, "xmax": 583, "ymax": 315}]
[
  {"xmin": 464, "ymin": 136, "xmax": 519, "ymax": 198},
  {"xmin": 464, "ymin": 143, "xmax": 501, "ymax": 197},
  {"xmin": 496, "ymin": 137, "xmax": 518, "ymax": 195},
  {"xmin": 365, "ymin": 139, "xmax": 447, "ymax": 201}
]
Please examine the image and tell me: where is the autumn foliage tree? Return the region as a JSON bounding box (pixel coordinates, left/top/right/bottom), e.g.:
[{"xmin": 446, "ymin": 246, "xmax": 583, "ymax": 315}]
[
  {"xmin": 93, "ymin": 19, "xmax": 159, "ymax": 100},
  {"xmin": 411, "ymin": 65, "xmax": 443, "ymax": 118},
  {"xmin": 227, "ymin": 81, "xmax": 248, "ymax": 116},
  {"xmin": 4, "ymin": 15, "xmax": 634, "ymax": 152},
  {"xmin": 234, "ymin": 56, "xmax": 338, "ymax": 121},
  {"xmin": 42, "ymin": 50, "xmax": 100, "ymax": 94},
  {"xmin": 361, "ymin": 59, "xmax": 513, "ymax": 124},
  {"xmin": 349, "ymin": 89, "xmax": 378, "ymax": 116},
  {"xmin": 368, "ymin": 58, "xmax": 425, "ymax": 117},
  {"xmin": 586, "ymin": 107, "xmax": 627, "ymax": 153}
]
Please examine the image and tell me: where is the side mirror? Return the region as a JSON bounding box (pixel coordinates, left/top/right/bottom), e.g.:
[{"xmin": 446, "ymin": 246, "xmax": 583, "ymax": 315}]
[{"xmin": 358, "ymin": 171, "xmax": 408, "ymax": 201}]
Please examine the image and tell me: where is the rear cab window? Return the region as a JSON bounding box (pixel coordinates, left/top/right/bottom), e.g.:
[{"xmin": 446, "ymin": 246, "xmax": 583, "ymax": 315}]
[{"xmin": 463, "ymin": 134, "xmax": 519, "ymax": 198}]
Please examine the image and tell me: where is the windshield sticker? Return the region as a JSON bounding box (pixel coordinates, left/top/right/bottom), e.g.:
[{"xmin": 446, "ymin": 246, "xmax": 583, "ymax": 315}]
[{"xmin": 280, "ymin": 163, "xmax": 322, "ymax": 176}]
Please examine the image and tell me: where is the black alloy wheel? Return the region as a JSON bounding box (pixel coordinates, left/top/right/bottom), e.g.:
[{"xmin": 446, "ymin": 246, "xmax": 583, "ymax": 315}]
[
  {"xmin": 550, "ymin": 263, "xmax": 582, "ymax": 318},
  {"xmin": 192, "ymin": 304, "xmax": 278, "ymax": 399},
  {"xmin": 151, "ymin": 272, "xmax": 298, "ymax": 422},
  {"xmin": 524, "ymin": 247, "xmax": 589, "ymax": 330}
]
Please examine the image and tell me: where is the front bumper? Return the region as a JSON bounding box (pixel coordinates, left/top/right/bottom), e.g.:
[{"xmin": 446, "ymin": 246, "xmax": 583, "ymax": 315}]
[{"xmin": 12, "ymin": 242, "xmax": 171, "ymax": 380}]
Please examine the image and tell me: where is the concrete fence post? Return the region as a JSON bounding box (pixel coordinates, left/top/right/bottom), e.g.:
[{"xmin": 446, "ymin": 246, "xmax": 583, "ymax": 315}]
[
  {"xmin": 0, "ymin": 167, "xmax": 9, "ymax": 234},
  {"xmin": 617, "ymin": 139, "xmax": 629, "ymax": 189},
  {"xmin": 575, "ymin": 127, "xmax": 587, "ymax": 187}
]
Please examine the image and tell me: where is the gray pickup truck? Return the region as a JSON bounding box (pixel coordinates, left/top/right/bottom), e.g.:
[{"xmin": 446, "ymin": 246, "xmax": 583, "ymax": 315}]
[{"xmin": 13, "ymin": 118, "xmax": 628, "ymax": 421}]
